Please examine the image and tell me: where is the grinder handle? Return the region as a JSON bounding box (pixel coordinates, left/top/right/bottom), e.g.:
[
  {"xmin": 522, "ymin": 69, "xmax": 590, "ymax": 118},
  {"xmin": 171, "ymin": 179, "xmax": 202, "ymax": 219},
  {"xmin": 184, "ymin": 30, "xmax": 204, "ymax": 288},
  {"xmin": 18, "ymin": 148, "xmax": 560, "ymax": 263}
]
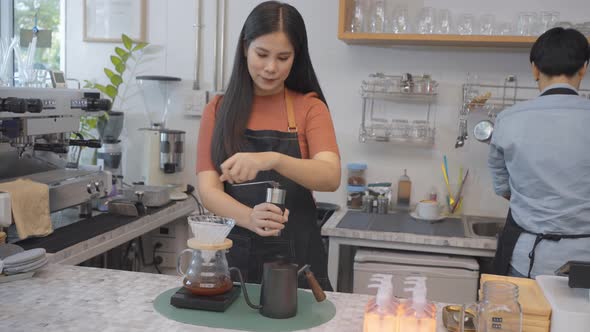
[{"xmin": 304, "ymin": 270, "xmax": 326, "ymax": 302}]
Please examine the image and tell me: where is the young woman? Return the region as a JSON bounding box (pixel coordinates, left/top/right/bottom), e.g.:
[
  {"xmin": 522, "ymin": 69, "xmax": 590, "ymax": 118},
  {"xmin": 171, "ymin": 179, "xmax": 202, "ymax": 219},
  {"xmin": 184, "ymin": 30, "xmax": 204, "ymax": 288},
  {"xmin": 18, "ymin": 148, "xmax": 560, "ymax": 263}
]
[{"xmin": 196, "ymin": 1, "xmax": 340, "ymax": 290}]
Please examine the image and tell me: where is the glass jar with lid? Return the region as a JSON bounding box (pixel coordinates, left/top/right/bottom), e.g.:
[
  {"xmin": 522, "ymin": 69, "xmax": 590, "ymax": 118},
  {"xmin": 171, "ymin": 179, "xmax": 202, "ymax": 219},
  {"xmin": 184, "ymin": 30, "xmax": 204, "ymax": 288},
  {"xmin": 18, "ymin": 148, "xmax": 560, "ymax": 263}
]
[
  {"xmin": 460, "ymin": 281, "xmax": 523, "ymax": 332},
  {"xmin": 347, "ymin": 162, "xmax": 367, "ymax": 186},
  {"xmin": 347, "ymin": 185, "xmax": 366, "ymax": 209}
]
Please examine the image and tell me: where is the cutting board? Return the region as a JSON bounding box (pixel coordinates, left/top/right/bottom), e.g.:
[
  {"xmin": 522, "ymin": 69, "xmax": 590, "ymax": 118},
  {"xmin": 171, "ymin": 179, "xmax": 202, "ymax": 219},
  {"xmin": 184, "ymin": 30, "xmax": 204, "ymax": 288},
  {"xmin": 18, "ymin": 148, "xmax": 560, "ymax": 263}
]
[{"xmin": 480, "ymin": 274, "xmax": 551, "ymax": 320}]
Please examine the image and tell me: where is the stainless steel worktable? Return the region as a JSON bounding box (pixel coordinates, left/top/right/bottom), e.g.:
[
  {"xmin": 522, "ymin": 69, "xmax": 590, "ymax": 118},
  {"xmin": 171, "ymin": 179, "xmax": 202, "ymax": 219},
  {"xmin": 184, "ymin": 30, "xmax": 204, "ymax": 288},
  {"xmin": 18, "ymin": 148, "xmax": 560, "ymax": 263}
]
[
  {"xmin": 321, "ymin": 208, "xmax": 498, "ymax": 291},
  {"xmin": 44, "ymin": 198, "xmax": 197, "ymax": 265}
]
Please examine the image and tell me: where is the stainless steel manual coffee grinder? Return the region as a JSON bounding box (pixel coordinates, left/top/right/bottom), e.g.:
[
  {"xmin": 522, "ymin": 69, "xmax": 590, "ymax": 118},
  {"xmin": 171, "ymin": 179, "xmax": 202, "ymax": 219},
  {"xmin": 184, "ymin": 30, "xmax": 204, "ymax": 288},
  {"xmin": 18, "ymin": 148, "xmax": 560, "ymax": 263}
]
[{"xmin": 232, "ymin": 181, "xmax": 286, "ymax": 234}]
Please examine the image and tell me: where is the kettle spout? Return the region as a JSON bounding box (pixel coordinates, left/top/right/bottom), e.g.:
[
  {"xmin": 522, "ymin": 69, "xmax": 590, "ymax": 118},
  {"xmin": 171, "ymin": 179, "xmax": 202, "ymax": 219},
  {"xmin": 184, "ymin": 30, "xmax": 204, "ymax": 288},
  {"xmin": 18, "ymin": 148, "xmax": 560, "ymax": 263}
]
[{"xmin": 229, "ymin": 267, "xmax": 263, "ymax": 310}]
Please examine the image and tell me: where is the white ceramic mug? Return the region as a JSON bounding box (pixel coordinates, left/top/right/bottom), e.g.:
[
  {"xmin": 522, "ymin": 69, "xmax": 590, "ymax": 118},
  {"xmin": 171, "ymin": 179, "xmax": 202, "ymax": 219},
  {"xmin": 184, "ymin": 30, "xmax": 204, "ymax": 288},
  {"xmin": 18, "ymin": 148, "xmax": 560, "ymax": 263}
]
[{"xmin": 416, "ymin": 200, "xmax": 440, "ymax": 219}]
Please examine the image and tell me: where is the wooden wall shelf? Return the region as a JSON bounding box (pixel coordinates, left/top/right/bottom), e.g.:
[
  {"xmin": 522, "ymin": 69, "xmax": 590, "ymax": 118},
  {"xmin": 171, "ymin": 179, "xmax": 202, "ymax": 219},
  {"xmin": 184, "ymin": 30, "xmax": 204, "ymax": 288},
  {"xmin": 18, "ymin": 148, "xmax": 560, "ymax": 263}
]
[
  {"xmin": 337, "ymin": 0, "xmax": 589, "ymax": 48},
  {"xmin": 338, "ymin": 32, "xmax": 538, "ymax": 48}
]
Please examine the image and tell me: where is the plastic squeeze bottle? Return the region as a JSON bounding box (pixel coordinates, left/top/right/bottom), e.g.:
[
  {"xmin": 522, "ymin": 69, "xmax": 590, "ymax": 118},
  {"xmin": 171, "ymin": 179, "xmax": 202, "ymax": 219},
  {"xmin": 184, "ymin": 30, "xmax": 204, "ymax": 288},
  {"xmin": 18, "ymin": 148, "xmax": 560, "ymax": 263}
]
[
  {"xmin": 363, "ymin": 274, "xmax": 399, "ymax": 332},
  {"xmin": 399, "ymin": 276, "xmax": 436, "ymax": 332}
]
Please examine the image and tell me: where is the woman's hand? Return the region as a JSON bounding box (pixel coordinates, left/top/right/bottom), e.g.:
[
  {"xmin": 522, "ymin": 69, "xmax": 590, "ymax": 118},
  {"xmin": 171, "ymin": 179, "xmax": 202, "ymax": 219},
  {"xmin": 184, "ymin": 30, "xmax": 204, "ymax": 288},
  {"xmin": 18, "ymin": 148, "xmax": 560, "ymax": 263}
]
[
  {"xmin": 246, "ymin": 203, "xmax": 289, "ymax": 237},
  {"xmin": 219, "ymin": 152, "xmax": 280, "ymax": 184}
]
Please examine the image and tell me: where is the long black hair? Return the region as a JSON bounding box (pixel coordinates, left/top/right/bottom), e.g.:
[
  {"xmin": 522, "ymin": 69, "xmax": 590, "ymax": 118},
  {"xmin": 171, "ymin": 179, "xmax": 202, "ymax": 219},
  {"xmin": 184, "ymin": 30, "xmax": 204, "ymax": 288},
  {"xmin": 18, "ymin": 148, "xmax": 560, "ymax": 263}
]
[{"xmin": 211, "ymin": 1, "xmax": 326, "ymax": 170}]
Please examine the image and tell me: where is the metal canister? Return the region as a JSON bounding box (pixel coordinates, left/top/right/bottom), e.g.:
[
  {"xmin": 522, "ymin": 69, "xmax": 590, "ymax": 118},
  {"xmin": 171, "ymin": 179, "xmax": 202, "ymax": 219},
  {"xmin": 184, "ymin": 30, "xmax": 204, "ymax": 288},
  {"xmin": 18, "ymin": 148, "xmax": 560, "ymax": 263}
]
[
  {"xmin": 363, "ymin": 195, "xmax": 374, "ymax": 213},
  {"xmin": 377, "ymin": 196, "xmax": 389, "ymax": 214}
]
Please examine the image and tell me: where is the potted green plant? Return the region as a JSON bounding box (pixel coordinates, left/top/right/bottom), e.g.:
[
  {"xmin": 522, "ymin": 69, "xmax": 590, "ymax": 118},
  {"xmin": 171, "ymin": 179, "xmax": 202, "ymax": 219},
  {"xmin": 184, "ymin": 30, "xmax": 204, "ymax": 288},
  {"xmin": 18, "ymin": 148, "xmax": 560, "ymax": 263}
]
[{"xmin": 82, "ymin": 33, "xmax": 149, "ymax": 142}]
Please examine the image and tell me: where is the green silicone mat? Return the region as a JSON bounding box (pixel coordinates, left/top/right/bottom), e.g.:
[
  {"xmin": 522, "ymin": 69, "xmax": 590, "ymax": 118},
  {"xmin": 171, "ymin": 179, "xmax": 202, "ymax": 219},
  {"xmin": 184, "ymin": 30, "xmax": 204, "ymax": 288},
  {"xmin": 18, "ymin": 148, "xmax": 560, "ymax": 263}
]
[{"xmin": 153, "ymin": 284, "xmax": 337, "ymax": 331}]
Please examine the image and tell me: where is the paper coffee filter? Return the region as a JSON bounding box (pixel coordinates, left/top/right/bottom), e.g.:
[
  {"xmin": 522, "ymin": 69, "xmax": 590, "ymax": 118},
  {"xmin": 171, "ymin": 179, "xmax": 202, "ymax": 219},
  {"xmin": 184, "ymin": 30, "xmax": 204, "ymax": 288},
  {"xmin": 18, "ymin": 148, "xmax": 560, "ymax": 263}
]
[{"xmin": 187, "ymin": 214, "xmax": 235, "ymax": 245}]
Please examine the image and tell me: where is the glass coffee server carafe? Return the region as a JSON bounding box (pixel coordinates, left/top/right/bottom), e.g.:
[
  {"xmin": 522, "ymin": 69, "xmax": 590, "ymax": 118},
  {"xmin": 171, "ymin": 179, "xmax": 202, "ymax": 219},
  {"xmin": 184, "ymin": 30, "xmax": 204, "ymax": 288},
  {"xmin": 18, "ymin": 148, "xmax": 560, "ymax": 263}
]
[
  {"xmin": 177, "ymin": 215, "xmax": 236, "ymax": 296},
  {"xmin": 461, "ymin": 281, "xmax": 523, "ymax": 332}
]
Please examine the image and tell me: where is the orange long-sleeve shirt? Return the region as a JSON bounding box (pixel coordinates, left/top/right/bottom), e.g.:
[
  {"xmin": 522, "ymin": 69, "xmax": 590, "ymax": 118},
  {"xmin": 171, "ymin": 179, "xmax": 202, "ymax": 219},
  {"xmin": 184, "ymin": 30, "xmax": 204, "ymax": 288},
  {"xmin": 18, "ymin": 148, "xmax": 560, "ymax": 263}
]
[{"xmin": 196, "ymin": 89, "xmax": 339, "ymax": 173}]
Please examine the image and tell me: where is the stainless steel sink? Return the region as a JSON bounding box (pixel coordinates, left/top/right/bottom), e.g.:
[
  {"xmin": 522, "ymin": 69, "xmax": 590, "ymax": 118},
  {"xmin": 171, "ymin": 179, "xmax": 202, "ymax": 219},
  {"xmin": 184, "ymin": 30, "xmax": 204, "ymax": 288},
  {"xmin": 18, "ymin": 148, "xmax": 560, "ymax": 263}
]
[
  {"xmin": 472, "ymin": 222, "xmax": 504, "ymax": 237},
  {"xmin": 463, "ymin": 215, "xmax": 505, "ymax": 239}
]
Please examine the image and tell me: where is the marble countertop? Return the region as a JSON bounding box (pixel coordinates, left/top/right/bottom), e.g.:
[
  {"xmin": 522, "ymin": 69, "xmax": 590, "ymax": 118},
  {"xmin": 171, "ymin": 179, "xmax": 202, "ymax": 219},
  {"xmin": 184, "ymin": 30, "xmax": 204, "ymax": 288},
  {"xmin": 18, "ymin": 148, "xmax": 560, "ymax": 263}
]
[
  {"xmin": 322, "ymin": 208, "xmax": 498, "ymax": 253},
  {"xmin": 0, "ymin": 264, "xmax": 452, "ymax": 332}
]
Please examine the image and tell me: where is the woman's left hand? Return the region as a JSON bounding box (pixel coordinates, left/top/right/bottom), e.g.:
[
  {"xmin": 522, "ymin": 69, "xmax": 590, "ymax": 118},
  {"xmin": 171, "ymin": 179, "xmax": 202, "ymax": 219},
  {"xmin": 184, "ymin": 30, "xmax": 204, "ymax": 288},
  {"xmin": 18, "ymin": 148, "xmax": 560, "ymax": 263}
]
[{"xmin": 219, "ymin": 152, "xmax": 280, "ymax": 184}]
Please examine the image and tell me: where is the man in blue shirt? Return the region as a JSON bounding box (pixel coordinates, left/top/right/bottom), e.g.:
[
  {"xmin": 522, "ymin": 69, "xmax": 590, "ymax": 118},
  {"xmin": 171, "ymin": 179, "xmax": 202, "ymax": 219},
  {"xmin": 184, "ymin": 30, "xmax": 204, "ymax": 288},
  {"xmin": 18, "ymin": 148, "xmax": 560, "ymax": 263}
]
[{"xmin": 489, "ymin": 27, "xmax": 590, "ymax": 278}]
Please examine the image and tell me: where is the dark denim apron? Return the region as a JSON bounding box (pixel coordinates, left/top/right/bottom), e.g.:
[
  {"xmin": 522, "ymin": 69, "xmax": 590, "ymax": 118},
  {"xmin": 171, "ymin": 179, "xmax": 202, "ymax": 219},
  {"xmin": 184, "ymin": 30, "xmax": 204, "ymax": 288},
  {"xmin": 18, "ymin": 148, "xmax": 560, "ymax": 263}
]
[
  {"xmin": 224, "ymin": 90, "xmax": 333, "ymax": 291},
  {"xmin": 493, "ymin": 87, "xmax": 590, "ymax": 278}
]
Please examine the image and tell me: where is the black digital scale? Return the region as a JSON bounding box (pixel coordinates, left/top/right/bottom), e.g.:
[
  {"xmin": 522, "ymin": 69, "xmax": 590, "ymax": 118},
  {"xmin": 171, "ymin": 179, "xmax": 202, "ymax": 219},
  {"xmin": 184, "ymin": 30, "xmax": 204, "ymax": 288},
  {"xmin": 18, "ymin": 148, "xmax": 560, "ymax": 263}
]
[{"xmin": 170, "ymin": 285, "xmax": 242, "ymax": 312}]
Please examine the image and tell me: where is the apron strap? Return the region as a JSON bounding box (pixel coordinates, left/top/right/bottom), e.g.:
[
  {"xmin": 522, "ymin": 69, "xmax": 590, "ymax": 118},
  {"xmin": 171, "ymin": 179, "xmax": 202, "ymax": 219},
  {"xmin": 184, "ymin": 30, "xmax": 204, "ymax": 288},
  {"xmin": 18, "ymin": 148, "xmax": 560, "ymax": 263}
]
[
  {"xmin": 527, "ymin": 232, "xmax": 590, "ymax": 278},
  {"xmin": 285, "ymin": 90, "xmax": 297, "ymax": 132}
]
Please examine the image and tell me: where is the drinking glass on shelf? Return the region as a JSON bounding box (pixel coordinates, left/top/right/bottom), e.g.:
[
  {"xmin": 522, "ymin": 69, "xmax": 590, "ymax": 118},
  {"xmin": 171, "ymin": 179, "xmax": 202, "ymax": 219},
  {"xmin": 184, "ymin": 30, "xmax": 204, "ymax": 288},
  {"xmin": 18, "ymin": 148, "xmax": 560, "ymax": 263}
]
[
  {"xmin": 479, "ymin": 14, "xmax": 495, "ymax": 35},
  {"xmin": 370, "ymin": 0, "xmax": 386, "ymax": 33},
  {"xmin": 436, "ymin": 9, "xmax": 452, "ymax": 34},
  {"xmin": 349, "ymin": 0, "xmax": 365, "ymax": 32},
  {"xmin": 411, "ymin": 120, "xmax": 429, "ymax": 139},
  {"xmin": 413, "ymin": 75, "xmax": 435, "ymax": 94},
  {"xmin": 371, "ymin": 123, "xmax": 391, "ymax": 141},
  {"xmin": 577, "ymin": 22, "xmax": 590, "ymax": 36},
  {"xmin": 554, "ymin": 21, "xmax": 573, "ymax": 29},
  {"xmin": 516, "ymin": 12, "xmax": 538, "ymax": 36},
  {"xmin": 390, "ymin": 4, "xmax": 409, "ymax": 33},
  {"xmin": 385, "ymin": 77, "xmax": 399, "ymax": 93},
  {"xmin": 495, "ymin": 22, "xmax": 513, "ymax": 35},
  {"xmin": 391, "ymin": 119, "xmax": 410, "ymax": 138},
  {"xmin": 416, "ymin": 7, "xmax": 435, "ymax": 34},
  {"xmin": 457, "ymin": 14, "xmax": 475, "ymax": 35},
  {"xmin": 540, "ymin": 11, "xmax": 559, "ymax": 33}
]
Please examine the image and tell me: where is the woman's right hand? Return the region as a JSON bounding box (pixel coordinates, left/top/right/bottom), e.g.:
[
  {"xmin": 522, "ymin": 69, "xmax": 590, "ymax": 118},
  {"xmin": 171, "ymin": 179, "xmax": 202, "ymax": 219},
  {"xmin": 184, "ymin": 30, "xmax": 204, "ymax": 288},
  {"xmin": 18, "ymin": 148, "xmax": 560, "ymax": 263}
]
[{"xmin": 246, "ymin": 203, "xmax": 289, "ymax": 237}]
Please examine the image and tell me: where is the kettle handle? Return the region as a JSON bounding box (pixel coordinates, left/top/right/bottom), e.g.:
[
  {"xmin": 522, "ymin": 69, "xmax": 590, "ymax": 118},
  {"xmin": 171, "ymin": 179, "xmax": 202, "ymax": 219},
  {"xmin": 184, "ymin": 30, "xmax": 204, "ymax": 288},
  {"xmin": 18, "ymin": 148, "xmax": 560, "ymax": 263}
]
[
  {"xmin": 303, "ymin": 270, "xmax": 327, "ymax": 302},
  {"xmin": 229, "ymin": 267, "xmax": 262, "ymax": 310}
]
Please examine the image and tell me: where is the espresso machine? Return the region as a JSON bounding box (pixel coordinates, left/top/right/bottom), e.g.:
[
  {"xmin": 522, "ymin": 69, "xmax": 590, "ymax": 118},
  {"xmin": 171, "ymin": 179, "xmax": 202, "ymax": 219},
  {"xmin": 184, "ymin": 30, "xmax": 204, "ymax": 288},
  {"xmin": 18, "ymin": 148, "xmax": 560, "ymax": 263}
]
[
  {"xmin": 136, "ymin": 76, "xmax": 187, "ymax": 197},
  {"xmin": 0, "ymin": 87, "xmax": 112, "ymax": 213}
]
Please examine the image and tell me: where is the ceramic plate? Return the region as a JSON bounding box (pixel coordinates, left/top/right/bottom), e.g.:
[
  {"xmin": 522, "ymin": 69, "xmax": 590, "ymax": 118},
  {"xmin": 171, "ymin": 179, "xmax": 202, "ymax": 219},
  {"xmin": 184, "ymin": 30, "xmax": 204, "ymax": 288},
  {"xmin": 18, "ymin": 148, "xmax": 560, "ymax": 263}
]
[{"xmin": 410, "ymin": 211, "xmax": 447, "ymax": 222}]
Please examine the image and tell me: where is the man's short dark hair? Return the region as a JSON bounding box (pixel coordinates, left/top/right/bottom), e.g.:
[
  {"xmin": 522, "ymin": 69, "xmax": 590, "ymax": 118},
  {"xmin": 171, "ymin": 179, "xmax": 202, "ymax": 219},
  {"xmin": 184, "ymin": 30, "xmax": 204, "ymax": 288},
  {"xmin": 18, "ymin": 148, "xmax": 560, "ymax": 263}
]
[{"xmin": 530, "ymin": 27, "xmax": 590, "ymax": 77}]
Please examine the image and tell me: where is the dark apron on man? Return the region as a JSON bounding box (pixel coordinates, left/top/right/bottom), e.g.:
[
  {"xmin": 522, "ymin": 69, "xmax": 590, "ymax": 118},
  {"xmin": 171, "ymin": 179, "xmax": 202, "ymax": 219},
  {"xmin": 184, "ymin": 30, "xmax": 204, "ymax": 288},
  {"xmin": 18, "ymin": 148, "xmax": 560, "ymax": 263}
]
[
  {"xmin": 223, "ymin": 89, "xmax": 333, "ymax": 291},
  {"xmin": 493, "ymin": 87, "xmax": 590, "ymax": 278}
]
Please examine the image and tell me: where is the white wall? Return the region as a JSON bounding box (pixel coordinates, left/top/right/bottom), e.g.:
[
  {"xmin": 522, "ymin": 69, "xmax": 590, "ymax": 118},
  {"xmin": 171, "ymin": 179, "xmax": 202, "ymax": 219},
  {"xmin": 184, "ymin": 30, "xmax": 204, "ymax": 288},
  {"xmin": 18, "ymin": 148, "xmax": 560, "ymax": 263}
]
[{"xmin": 66, "ymin": 0, "xmax": 590, "ymax": 218}]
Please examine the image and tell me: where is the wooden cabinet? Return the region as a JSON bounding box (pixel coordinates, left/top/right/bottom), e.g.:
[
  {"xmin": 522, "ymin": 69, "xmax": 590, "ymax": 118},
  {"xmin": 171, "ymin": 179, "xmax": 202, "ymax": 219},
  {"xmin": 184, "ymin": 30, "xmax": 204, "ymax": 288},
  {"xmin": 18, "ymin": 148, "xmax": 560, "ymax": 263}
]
[{"xmin": 337, "ymin": 0, "xmax": 586, "ymax": 48}]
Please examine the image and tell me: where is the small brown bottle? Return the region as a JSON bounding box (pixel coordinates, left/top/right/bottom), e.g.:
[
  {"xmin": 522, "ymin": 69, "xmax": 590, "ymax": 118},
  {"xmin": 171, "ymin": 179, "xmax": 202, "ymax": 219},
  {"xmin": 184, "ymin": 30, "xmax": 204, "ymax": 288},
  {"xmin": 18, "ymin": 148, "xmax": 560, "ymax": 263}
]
[{"xmin": 397, "ymin": 169, "xmax": 411, "ymax": 209}]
